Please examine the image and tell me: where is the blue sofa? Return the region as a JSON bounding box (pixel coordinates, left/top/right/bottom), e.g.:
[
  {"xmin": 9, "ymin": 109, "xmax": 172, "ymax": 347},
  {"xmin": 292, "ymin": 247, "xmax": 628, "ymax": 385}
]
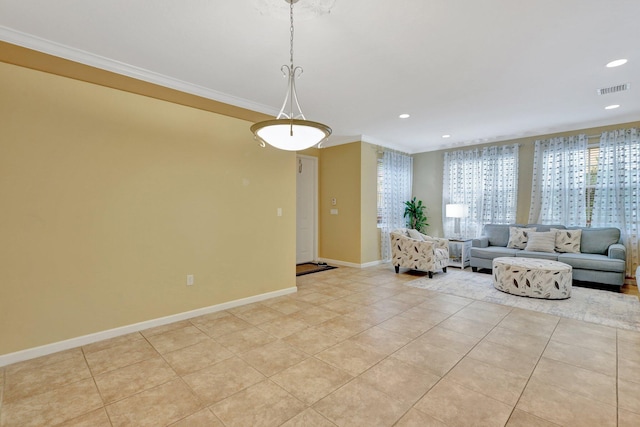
[{"xmin": 470, "ymin": 224, "xmax": 626, "ymax": 291}]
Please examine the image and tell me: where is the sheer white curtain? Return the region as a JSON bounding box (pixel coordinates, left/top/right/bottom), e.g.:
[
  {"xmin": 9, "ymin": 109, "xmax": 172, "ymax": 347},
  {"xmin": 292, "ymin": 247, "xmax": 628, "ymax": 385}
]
[
  {"xmin": 443, "ymin": 144, "xmax": 518, "ymax": 238},
  {"xmin": 592, "ymin": 128, "xmax": 640, "ymax": 277},
  {"xmin": 528, "ymin": 135, "xmax": 588, "ymax": 225},
  {"xmin": 380, "ymin": 151, "xmax": 413, "ymax": 261}
]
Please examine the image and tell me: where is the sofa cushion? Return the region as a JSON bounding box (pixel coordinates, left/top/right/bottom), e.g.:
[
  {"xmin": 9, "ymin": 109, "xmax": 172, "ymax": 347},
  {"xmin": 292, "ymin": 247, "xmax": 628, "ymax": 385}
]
[
  {"xmin": 508, "ymin": 227, "xmax": 536, "ymax": 249},
  {"xmin": 524, "ymin": 231, "xmax": 556, "ymax": 252},
  {"xmin": 483, "ymin": 224, "xmax": 522, "ymax": 247},
  {"xmin": 569, "ymin": 227, "xmax": 620, "ymax": 255},
  {"xmin": 551, "ymin": 228, "xmax": 582, "ymax": 253},
  {"xmin": 609, "ymin": 244, "xmax": 626, "ymax": 261},
  {"xmin": 557, "ymin": 253, "xmax": 626, "ymax": 273},
  {"xmin": 470, "ymin": 246, "xmax": 520, "ymax": 260},
  {"xmin": 516, "ymin": 251, "xmax": 559, "ymax": 261},
  {"xmin": 527, "ymin": 224, "xmax": 566, "ymax": 232},
  {"xmin": 407, "ymin": 229, "xmax": 424, "ymax": 241}
]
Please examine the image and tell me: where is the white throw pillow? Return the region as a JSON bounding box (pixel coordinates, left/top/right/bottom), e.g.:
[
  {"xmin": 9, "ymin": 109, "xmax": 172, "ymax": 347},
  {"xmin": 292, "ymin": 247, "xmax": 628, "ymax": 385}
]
[
  {"xmin": 507, "ymin": 227, "xmax": 536, "ymax": 249},
  {"xmin": 551, "ymin": 228, "xmax": 582, "ymax": 253},
  {"xmin": 524, "ymin": 231, "xmax": 557, "ymax": 253},
  {"xmin": 407, "ymin": 229, "xmax": 425, "ymax": 241}
]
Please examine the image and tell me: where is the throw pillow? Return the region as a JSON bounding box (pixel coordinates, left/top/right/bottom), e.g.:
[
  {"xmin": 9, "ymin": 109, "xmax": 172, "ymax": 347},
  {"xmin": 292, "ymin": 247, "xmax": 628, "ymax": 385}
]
[
  {"xmin": 407, "ymin": 229, "xmax": 425, "ymax": 241},
  {"xmin": 551, "ymin": 228, "xmax": 582, "ymax": 253},
  {"xmin": 507, "ymin": 227, "xmax": 536, "ymax": 249},
  {"xmin": 524, "ymin": 231, "xmax": 557, "ymax": 253}
]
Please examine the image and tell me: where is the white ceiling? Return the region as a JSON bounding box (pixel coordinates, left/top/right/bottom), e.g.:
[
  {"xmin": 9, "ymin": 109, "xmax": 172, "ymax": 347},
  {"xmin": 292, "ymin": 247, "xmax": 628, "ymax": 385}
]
[{"xmin": 1, "ymin": 0, "xmax": 639, "ymax": 153}]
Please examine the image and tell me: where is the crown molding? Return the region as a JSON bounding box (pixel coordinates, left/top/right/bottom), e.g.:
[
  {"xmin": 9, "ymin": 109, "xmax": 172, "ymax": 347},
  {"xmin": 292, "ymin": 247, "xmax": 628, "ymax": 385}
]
[
  {"xmin": 360, "ymin": 134, "xmax": 416, "ymax": 154},
  {"xmin": 0, "ymin": 26, "xmax": 279, "ymax": 117},
  {"xmin": 320, "ymin": 134, "xmax": 416, "ymax": 154}
]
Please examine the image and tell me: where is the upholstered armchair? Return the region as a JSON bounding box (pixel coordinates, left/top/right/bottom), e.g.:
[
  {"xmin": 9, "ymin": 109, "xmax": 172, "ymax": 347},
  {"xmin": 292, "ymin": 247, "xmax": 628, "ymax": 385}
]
[{"xmin": 390, "ymin": 229, "xmax": 449, "ymax": 278}]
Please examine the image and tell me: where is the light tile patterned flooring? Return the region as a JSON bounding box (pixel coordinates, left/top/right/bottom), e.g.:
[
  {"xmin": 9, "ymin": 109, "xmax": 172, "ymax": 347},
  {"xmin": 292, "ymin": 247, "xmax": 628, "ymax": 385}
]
[{"xmin": 1, "ymin": 265, "xmax": 640, "ymax": 426}]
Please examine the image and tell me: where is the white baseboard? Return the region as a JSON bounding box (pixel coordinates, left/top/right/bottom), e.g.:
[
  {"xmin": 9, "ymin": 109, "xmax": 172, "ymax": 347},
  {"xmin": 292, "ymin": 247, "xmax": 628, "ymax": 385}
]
[
  {"xmin": 318, "ymin": 258, "xmax": 382, "ymax": 269},
  {"xmin": 0, "ymin": 286, "xmax": 297, "ymax": 368},
  {"xmin": 361, "ymin": 260, "xmax": 383, "ymax": 268}
]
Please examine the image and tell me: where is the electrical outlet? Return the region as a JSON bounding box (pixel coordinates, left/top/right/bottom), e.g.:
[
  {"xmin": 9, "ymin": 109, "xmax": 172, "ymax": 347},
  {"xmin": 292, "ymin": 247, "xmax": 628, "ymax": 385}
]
[{"xmin": 187, "ymin": 274, "xmax": 194, "ymax": 286}]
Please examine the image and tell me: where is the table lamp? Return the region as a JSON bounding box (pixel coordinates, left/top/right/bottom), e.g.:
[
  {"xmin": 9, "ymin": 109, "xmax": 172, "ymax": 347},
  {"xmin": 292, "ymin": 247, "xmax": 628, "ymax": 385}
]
[{"xmin": 445, "ymin": 204, "xmax": 467, "ymax": 238}]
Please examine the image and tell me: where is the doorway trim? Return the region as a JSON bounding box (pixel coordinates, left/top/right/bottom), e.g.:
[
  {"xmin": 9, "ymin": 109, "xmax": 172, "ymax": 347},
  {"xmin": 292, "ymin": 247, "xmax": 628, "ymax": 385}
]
[{"xmin": 296, "ymin": 154, "xmax": 319, "ymax": 263}]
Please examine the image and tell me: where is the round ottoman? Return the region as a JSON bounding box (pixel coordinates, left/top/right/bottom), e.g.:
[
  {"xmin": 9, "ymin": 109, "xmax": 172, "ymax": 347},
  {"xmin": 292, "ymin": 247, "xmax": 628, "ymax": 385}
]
[{"xmin": 492, "ymin": 257, "xmax": 572, "ymax": 299}]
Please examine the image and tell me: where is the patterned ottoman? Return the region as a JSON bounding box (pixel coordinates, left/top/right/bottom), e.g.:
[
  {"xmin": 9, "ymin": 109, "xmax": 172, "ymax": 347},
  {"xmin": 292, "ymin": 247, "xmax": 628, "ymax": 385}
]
[{"xmin": 492, "ymin": 257, "xmax": 572, "ymax": 299}]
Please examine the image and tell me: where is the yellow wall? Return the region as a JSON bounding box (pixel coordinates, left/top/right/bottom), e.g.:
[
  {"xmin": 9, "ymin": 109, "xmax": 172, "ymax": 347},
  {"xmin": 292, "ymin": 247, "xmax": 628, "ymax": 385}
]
[
  {"xmin": 0, "ymin": 62, "xmax": 296, "ymax": 355},
  {"xmin": 413, "ymin": 121, "xmax": 640, "ymax": 238},
  {"xmin": 319, "ymin": 142, "xmax": 362, "ymax": 263},
  {"xmin": 316, "ymin": 141, "xmax": 380, "ymax": 265}
]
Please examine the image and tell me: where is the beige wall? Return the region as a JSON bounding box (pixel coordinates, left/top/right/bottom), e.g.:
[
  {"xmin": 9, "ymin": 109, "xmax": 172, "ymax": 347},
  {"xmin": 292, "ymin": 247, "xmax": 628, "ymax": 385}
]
[
  {"xmin": 0, "ymin": 62, "xmax": 296, "ymax": 355},
  {"xmin": 412, "ymin": 150, "xmax": 445, "ymax": 237},
  {"xmin": 360, "ymin": 143, "xmax": 381, "ymax": 264},
  {"xmin": 413, "ymin": 121, "xmax": 640, "ymax": 238}
]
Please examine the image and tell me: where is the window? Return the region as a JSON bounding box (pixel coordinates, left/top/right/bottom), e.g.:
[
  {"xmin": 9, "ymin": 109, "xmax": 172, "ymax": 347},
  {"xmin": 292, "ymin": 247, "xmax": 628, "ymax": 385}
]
[
  {"xmin": 443, "ymin": 144, "xmax": 519, "ymax": 238},
  {"xmin": 377, "ymin": 157, "xmax": 383, "ymax": 226},
  {"xmin": 378, "ymin": 151, "xmax": 412, "ymax": 260},
  {"xmin": 585, "ymin": 145, "xmax": 599, "ymax": 226},
  {"xmin": 591, "ymin": 127, "xmax": 640, "ymax": 277},
  {"xmin": 528, "ymin": 135, "xmax": 587, "ymax": 226},
  {"xmin": 531, "ymin": 136, "xmax": 631, "ymax": 227}
]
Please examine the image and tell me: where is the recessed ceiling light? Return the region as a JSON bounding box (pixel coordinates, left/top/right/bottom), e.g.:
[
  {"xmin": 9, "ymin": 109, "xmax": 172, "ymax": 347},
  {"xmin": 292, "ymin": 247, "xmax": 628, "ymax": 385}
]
[
  {"xmin": 399, "ymin": 113, "xmax": 410, "ymax": 119},
  {"xmin": 606, "ymin": 59, "xmax": 627, "ymax": 68},
  {"xmin": 442, "ymin": 134, "xmax": 451, "ymax": 138},
  {"xmin": 605, "ymin": 104, "xmax": 620, "ymax": 110}
]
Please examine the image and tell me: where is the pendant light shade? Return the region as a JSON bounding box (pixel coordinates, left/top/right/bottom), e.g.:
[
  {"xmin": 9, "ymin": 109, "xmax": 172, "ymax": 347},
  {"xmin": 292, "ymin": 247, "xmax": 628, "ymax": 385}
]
[
  {"xmin": 251, "ymin": 0, "xmax": 332, "ymax": 151},
  {"xmin": 251, "ymin": 119, "xmax": 331, "ymax": 151}
]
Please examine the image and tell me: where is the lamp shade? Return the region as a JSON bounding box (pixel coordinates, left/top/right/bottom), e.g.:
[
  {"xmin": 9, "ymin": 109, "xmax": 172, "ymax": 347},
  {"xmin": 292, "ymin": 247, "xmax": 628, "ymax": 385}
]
[
  {"xmin": 251, "ymin": 119, "xmax": 331, "ymax": 151},
  {"xmin": 445, "ymin": 204, "xmax": 467, "ymax": 218}
]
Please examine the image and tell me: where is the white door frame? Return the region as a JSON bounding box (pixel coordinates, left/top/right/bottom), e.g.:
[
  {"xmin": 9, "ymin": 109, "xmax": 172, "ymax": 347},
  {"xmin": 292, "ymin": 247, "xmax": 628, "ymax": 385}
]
[{"xmin": 296, "ymin": 155, "xmax": 318, "ymax": 263}]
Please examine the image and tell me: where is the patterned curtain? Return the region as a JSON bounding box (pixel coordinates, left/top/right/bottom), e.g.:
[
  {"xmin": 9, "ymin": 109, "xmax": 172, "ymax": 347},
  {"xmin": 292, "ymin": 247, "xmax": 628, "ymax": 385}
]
[
  {"xmin": 380, "ymin": 151, "xmax": 413, "ymax": 261},
  {"xmin": 443, "ymin": 144, "xmax": 518, "ymax": 238},
  {"xmin": 592, "ymin": 128, "xmax": 640, "ymax": 277},
  {"xmin": 528, "ymin": 135, "xmax": 588, "ymax": 225}
]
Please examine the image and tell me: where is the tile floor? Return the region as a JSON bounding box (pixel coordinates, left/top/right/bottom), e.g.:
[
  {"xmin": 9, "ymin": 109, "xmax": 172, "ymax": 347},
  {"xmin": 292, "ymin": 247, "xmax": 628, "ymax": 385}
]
[{"xmin": 1, "ymin": 265, "xmax": 640, "ymax": 426}]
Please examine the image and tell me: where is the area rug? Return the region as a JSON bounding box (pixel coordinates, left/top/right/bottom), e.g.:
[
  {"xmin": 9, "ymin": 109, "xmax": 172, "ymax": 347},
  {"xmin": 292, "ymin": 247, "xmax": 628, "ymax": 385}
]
[
  {"xmin": 296, "ymin": 262, "xmax": 337, "ymax": 276},
  {"xmin": 406, "ymin": 269, "xmax": 640, "ymax": 331}
]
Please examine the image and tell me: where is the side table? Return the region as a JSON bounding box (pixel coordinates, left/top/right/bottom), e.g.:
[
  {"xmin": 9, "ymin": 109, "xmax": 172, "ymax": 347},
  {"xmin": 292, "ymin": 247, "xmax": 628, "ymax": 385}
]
[{"xmin": 448, "ymin": 238, "xmax": 472, "ymax": 269}]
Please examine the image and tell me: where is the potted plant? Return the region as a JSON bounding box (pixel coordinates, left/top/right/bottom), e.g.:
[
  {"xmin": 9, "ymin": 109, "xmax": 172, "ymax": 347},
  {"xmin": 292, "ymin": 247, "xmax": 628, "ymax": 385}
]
[{"xmin": 404, "ymin": 197, "xmax": 429, "ymax": 232}]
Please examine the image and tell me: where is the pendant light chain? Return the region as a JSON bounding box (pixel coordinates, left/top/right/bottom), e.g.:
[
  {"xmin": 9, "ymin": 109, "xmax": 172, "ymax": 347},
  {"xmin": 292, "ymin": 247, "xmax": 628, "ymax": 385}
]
[
  {"xmin": 289, "ymin": 0, "xmax": 295, "ymax": 135},
  {"xmin": 289, "ymin": 0, "xmax": 295, "ymax": 70},
  {"xmin": 249, "ymin": 0, "xmax": 332, "ymax": 151}
]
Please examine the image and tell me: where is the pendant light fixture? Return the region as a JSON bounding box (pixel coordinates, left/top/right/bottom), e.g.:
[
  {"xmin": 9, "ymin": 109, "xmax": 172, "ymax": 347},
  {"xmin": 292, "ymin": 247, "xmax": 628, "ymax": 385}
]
[{"xmin": 250, "ymin": 0, "xmax": 332, "ymax": 151}]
